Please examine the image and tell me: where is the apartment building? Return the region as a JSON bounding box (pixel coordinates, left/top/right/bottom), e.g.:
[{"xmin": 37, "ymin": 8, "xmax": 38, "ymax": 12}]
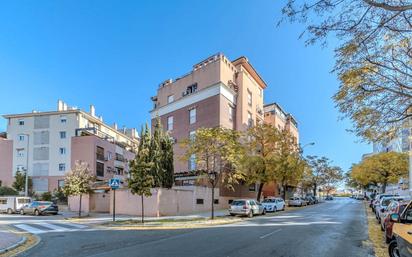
[
  {"xmin": 1, "ymin": 100, "xmax": 138, "ymax": 193},
  {"xmin": 150, "ymin": 53, "xmax": 267, "ymax": 198}
]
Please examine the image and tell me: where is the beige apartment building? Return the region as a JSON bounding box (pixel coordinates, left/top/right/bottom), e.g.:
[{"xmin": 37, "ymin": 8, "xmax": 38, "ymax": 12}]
[
  {"xmin": 150, "ymin": 53, "xmax": 274, "ymax": 199},
  {"xmin": 0, "ymin": 100, "xmax": 138, "ymax": 193}
]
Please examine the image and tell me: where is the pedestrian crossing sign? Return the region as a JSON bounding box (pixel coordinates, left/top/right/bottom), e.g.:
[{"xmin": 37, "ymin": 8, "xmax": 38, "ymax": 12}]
[{"xmin": 109, "ymin": 178, "xmax": 121, "ymax": 189}]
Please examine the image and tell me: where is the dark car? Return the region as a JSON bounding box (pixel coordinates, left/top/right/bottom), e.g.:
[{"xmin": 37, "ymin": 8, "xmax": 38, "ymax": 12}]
[
  {"xmin": 325, "ymin": 196, "xmax": 333, "ymax": 201},
  {"xmin": 304, "ymin": 196, "xmax": 316, "ymax": 205},
  {"xmin": 20, "ymin": 201, "xmax": 58, "ymax": 216},
  {"xmin": 387, "ymin": 200, "xmax": 412, "ymax": 257}
]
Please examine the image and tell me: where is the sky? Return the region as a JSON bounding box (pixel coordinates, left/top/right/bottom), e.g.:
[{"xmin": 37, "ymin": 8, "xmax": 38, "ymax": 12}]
[{"xmin": 0, "ymin": 0, "xmax": 371, "ymax": 171}]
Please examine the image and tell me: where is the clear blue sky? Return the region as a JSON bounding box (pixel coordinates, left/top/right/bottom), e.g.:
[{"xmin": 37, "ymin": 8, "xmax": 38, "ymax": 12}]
[{"xmin": 0, "ymin": 0, "xmax": 370, "ymax": 171}]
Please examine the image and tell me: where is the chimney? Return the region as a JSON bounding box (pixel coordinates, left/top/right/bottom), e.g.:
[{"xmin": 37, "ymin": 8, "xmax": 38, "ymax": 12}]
[
  {"xmin": 57, "ymin": 100, "xmax": 64, "ymax": 111},
  {"xmin": 90, "ymin": 105, "xmax": 95, "ymax": 116},
  {"xmin": 113, "ymin": 123, "xmax": 118, "ymax": 130}
]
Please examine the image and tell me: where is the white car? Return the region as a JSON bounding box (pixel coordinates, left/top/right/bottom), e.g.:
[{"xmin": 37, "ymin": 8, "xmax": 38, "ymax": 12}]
[
  {"xmin": 229, "ymin": 199, "xmax": 266, "ymax": 217},
  {"xmin": 261, "ymin": 198, "xmax": 285, "ymax": 212},
  {"xmin": 288, "ymin": 197, "xmax": 307, "ymax": 207}
]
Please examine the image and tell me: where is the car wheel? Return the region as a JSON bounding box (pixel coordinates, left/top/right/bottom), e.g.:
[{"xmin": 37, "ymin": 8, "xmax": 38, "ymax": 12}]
[
  {"xmin": 248, "ymin": 210, "xmax": 253, "ymax": 218},
  {"xmin": 230, "ymin": 213, "xmax": 236, "ymax": 216},
  {"xmin": 262, "ymin": 209, "xmax": 266, "ymax": 215},
  {"xmin": 273, "ymin": 206, "xmax": 277, "ymax": 212},
  {"xmin": 300, "ymin": 203, "xmax": 303, "ymax": 207},
  {"xmin": 34, "ymin": 209, "xmax": 40, "ymax": 216},
  {"xmin": 7, "ymin": 208, "xmax": 13, "ymax": 214},
  {"xmin": 388, "ymin": 240, "xmax": 400, "ymax": 257},
  {"xmin": 20, "ymin": 209, "xmax": 24, "ymax": 215}
]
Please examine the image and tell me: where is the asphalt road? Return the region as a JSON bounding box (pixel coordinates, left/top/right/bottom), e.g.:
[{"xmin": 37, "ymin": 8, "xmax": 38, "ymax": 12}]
[{"xmin": 18, "ymin": 197, "xmax": 374, "ymax": 257}]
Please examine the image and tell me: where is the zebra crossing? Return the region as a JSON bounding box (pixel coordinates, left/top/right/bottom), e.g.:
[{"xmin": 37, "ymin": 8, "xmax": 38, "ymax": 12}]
[{"xmin": 11, "ymin": 221, "xmax": 91, "ymax": 234}]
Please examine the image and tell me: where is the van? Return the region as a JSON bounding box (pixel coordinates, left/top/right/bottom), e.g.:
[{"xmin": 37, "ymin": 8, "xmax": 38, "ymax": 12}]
[{"xmin": 0, "ymin": 196, "xmax": 32, "ymax": 214}]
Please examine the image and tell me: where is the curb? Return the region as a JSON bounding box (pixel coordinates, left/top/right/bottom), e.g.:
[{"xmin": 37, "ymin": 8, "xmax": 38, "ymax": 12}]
[{"xmin": 0, "ymin": 236, "xmax": 27, "ymax": 254}]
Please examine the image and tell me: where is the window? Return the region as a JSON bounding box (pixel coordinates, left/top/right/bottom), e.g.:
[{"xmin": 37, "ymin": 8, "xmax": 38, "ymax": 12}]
[
  {"xmin": 16, "ymin": 165, "xmax": 24, "ymax": 172},
  {"xmin": 247, "ymin": 90, "xmax": 252, "ymax": 106},
  {"xmin": 18, "ymin": 119, "xmax": 24, "ymax": 126},
  {"xmin": 167, "ymin": 116, "xmax": 174, "ymax": 131},
  {"xmin": 189, "ymin": 154, "xmax": 196, "ymax": 171},
  {"xmin": 184, "ymin": 84, "xmax": 198, "ymax": 96},
  {"xmin": 96, "ymin": 146, "xmax": 105, "ymax": 161},
  {"xmin": 189, "ymin": 130, "xmax": 196, "ymax": 140},
  {"xmin": 229, "ymin": 106, "xmax": 234, "ymax": 122},
  {"xmin": 18, "ymin": 134, "xmax": 25, "ymax": 141},
  {"xmin": 59, "ymin": 131, "xmax": 66, "ymax": 139},
  {"xmin": 214, "ymin": 199, "xmax": 219, "ymax": 204},
  {"xmin": 96, "ymin": 162, "xmax": 104, "ymax": 177},
  {"xmin": 58, "ymin": 163, "xmax": 66, "ymax": 171},
  {"xmin": 107, "ymin": 151, "xmax": 112, "ymax": 161},
  {"xmin": 59, "ymin": 147, "xmax": 66, "ymax": 155},
  {"xmin": 196, "ymin": 199, "xmax": 204, "ymax": 205},
  {"xmin": 249, "ymin": 183, "xmax": 256, "ymax": 192},
  {"xmin": 167, "ymin": 95, "xmax": 174, "ymax": 103},
  {"xmin": 248, "ymin": 112, "xmax": 253, "ymax": 127},
  {"xmin": 0, "ymin": 198, "xmax": 7, "ymax": 204},
  {"xmin": 58, "ymin": 180, "xmax": 65, "ymax": 189},
  {"xmin": 259, "ymin": 88, "xmax": 263, "ymax": 97},
  {"xmin": 17, "ymin": 149, "xmax": 25, "ymax": 157},
  {"xmin": 189, "ymin": 108, "xmax": 196, "ymax": 124},
  {"xmin": 60, "ymin": 116, "xmax": 67, "ymax": 123}
]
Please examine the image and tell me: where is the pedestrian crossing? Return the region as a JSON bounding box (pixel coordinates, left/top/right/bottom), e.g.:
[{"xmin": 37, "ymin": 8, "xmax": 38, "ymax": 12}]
[{"xmin": 12, "ymin": 222, "xmax": 90, "ymax": 234}]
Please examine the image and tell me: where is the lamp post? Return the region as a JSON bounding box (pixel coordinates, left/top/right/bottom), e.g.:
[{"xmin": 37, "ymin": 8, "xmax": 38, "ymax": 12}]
[
  {"xmin": 22, "ymin": 133, "xmax": 30, "ymax": 196},
  {"xmin": 301, "ymin": 142, "xmax": 315, "ymax": 150}
]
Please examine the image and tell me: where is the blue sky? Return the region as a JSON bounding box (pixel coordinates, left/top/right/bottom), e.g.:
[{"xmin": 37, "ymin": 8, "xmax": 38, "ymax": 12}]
[{"xmin": 0, "ymin": 0, "xmax": 370, "ymax": 171}]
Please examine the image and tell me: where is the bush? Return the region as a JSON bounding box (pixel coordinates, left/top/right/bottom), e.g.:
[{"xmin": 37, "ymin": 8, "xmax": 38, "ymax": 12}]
[
  {"xmin": 53, "ymin": 188, "xmax": 67, "ymax": 204},
  {"xmin": 41, "ymin": 191, "xmax": 52, "ymax": 201},
  {"xmin": 0, "ymin": 186, "xmax": 19, "ymax": 196}
]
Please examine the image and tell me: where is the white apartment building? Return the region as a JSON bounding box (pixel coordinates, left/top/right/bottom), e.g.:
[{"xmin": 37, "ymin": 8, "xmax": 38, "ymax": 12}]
[{"xmin": 1, "ymin": 100, "xmax": 138, "ymax": 193}]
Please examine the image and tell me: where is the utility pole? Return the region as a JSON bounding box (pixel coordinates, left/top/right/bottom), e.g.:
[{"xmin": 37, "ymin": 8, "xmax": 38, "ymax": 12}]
[{"xmin": 24, "ymin": 134, "xmax": 30, "ymax": 197}]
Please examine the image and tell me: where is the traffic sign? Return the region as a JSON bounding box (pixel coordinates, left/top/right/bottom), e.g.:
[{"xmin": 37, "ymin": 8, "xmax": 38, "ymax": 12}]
[{"xmin": 109, "ymin": 178, "xmax": 121, "ymax": 189}]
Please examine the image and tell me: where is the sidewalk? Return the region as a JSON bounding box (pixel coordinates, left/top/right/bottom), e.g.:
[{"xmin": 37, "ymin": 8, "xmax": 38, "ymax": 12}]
[
  {"xmin": 62, "ymin": 209, "xmax": 229, "ymax": 224},
  {"xmin": 0, "ymin": 231, "xmax": 25, "ymax": 254}
]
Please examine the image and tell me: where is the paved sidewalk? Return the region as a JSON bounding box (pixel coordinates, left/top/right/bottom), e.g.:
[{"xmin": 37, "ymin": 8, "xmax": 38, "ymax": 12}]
[{"xmin": 0, "ymin": 231, "xmax": 24, "ymax": 252}]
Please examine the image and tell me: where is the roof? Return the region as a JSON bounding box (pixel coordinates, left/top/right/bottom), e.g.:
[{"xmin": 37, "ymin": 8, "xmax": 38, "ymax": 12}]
[{"xmin": 232, "ymin": 56, "xmax": 267, "ymax": 89}]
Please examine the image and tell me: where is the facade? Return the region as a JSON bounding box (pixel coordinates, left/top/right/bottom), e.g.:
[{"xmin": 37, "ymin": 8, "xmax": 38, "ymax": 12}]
[
  {"xmin": 2, "ymin": 100, "xmax": 138, "ymax": 193},
  {"xmin": 0, "ymin": 134, "xmax": 13, "ymax": 187},
  {"xmin": 150, "ymin": 53, "xmax": 299, "ymax": 201}
]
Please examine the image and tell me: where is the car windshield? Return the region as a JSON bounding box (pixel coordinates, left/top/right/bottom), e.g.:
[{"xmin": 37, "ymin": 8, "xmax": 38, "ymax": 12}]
[
  {"xmin": 231, "ymin": 200, "xmax": 245, "ymax": 206},
  {"xmin": 262, "ymin": 199, "xmax": 276, "ymax": 203}
]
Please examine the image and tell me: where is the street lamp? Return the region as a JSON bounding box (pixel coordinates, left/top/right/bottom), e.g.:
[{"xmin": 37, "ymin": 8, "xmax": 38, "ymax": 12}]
[
  {"xmin": 301, "ymin": 142, "xmax": 315, "ymax": 151},
  {"xmin": 21, "ymin": 133, "xmax": 30, "ymax": 196}
]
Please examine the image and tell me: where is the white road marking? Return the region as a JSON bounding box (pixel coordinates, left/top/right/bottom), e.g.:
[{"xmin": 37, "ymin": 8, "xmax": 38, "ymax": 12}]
[
  {"xmin": 63, "ymin": 222, "xmax": 88, "ymax": 229},
  {"xmin": 14, "ymin": 224, "xmax": 46, "ymax": 234},
  {"xmin": 259, "ymin": 229, "xmax": 282, "ymax": 239},
  {"xmin": 35, "ymin": 223, "xmax": 71, "ymax": 232}
]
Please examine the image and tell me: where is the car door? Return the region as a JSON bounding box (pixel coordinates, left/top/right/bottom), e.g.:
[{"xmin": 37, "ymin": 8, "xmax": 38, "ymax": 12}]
[
  {"xmin": 26, "ymin": 202, "xmax": 36, "ymax": 213},
  {"xmin": 250, "ymin": 200, "xmax": 258, "ymax": 214},
  {"xmin": 397, "ymin": 203, "xmax": 412, "ymax": 257}
]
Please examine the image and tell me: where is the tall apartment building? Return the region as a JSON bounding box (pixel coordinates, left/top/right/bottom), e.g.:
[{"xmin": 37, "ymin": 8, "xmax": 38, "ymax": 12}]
[
  {"xmin": 150, "ymin": 53, "xmax": 268, "ymax": 198},
  {"xmin": 0, "ymin": 100, "xmax": 138, "ymax": 193}
]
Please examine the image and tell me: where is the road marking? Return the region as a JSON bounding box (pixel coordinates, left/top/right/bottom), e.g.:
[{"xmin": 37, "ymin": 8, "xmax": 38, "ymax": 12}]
[
  {"xmin": 63, "ymin": 222, "xmax": 88, "ymax": 229},
  {"xmin": 35, "ymin": 223, "xmax": 71, "ymax": 232},
  {"xmin": 14, "ymin": 224, "xmax": 45, "ymax": 234},
  {"xmin": 259, "ymin": 228, "xmax": 282, "ymax": 239}
]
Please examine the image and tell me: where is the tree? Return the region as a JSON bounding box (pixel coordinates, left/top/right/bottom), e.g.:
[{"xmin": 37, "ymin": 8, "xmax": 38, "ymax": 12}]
[
  {"xmin": 150, "ymin": 118, "xmax": 174, "ymax": 188},
  {"xmin": 12, "ymin": 170, "xmax": 32, "ymax": 194},
  {"xmin": 181, "ymin": 127, "xmax": 244, "ymax": 219},
  {"xmin": 240, "ymin": 123, "xmax": 281, "ymax": 201},
  {"xmin": 305, "ymin": 156, "xmax": 333, "ymax": 197},
  {"xmin": 350, "ymin": 152, "xmax": 408, "ymax": 193},
  {"xmin": 281, "ymin": 0, "xmax": 412, "ymax": 142},
  {"xmin": 273, "ymin": 129, "xmax": 306, "ymax": 200},
  {"xmin": 322, "ymin": 166, "xmax": 344, "ymax": 196},
  {"xmin": 128, "ymin": 124, "xmax": 155, "ymax": 223},
  {"xmin": 0, "ymin": 186, "xmax": 18, "ymax": 196},
  {"xmin": 63, "ymin": 161, "xmax": 95, "ymax": 217}
]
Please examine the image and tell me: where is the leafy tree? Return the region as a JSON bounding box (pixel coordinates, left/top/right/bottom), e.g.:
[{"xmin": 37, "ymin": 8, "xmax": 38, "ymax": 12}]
[
  {"xmin": 305, "ymin": 156, "xmax": 335, "ymax": 196},
  {"xmin": 181, "ymin": 127, "xmax": 244, "ymax": 219},
  {"xmin": 63, "ymin": 161, "xmax": 96, "ymax": 217},
  {"xmin": 41, "ymin": 191, "xmax": 52, "ymax": 201},
  {"xmin": 128, "ymin": 124, "xmax": 155, "ymax": 223},
  {"xmin": 0, "ymin": 186, "xmax": 18, "ymax": 196},
  {"xmin": 350, "ymin": 152, "xmax": 408, "ymax": 193},
  {"xmin": 322, "ymin": 166, "xmax": 344, "ymax": 196},
  {"xmin": 160, "ymin": 132, "xmax": 174, "ymax": 188},
  {"xmin": 281, "ymin": 0, "xmax": 412, "ymax": 142},
  {"xmin": 12, "ymin": 170, "xmax": 32, "ymax": 194},
  {"xmin": 240, "ymin": 123, "xmax": 280, "ymax": 201}
]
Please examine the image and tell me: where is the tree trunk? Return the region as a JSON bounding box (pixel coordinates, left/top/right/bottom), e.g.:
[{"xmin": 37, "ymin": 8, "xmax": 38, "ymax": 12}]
[
  {"xmin": 211, "ymin": 186, "xmax": 215, "ymax": 220},
  {"xmin": 313, "ymin": 184, "xmax": 317, "ymax": 197},
  {"xmin": 257, "ymin": 183, "xmax": 265, "ymax": 202},
  {"xmin": 282, "ymin": 184, "xmax": 287, "ymax": 200},
  {"xmin": 141, "ymin": 195, "xmax": 144, "ymax": 224},
  {"xmin": 79, "ymin": 194, "xmax": 82, "ymax": 218},
  {"xmin": 382, "ymin": 182, "xmax": 387, "ymax": 194}
]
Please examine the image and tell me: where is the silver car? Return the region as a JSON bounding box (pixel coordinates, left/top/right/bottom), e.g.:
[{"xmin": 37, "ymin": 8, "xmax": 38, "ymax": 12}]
[
  {"xmin": 229, "ymin": 199, "xmax": 266, "ymax": 217},
  {"xmin": 288, "ymin": 197, "xmax": 307, "ymax": 207}
]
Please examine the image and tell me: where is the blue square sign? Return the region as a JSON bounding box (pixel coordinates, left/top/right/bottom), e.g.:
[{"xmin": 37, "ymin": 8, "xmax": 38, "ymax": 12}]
[{"xmin": 109, "ymin": 178, "xmax": 121, "ymax": 189}]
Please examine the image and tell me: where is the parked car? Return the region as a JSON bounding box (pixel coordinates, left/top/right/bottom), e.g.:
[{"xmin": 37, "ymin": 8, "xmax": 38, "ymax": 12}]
[
  {"xmin": 288, "ymin": 197, "xmax": 307, "ymax": 207},
  {"xmin": 0, "ymin": 196, "xmax": 32, "ymax": 214},
  {"xmin": 229, "ymin": 199, "xmax": 266, "ymax": 217},
  {"xmin": 325, "ymin": 196, "xmax": 334, "ymax": 200},
  {"xmin": 388, "ymin": 201, "xmax": 412, "ymax": 257},
  {"xmin": 261, "ymin": 197, "xmax": 285, "ymax": 212},
  {"xmin": 383, "ymin": 201, "xmax": 409, "ymax": 243},
  {"xmin": 376, "ymin": 196, "xmax": 406, "ymax": 223},
  {"xmin": 20, "ymin": 201, "xmax": 58, "ymax": 216},
  {"xmin": 372, "ymin": 194, "xmax": 399, "ymax": 214},
  {"xmin": 304, "ymin": 196, "xmax": 316, "ymax": 205},
  {"xmin": 355, "ymin": 194, "xmax": 365, "ymax": 200}
]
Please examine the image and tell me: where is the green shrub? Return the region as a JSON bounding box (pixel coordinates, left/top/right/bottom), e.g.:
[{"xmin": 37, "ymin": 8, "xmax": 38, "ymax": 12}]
[
  {"xmin": 41, "ymin": 191, "xmax": 52, "ymax": 201},
  {"xmin": 0, "ymin": 186, "xmax": 19, "ymax": 196}
]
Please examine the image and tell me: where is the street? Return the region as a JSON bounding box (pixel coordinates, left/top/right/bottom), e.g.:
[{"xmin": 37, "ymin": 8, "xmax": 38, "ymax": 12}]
[{"xmin": 16, "ymin": 198, "xmax": 373, "ymax": 257}]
